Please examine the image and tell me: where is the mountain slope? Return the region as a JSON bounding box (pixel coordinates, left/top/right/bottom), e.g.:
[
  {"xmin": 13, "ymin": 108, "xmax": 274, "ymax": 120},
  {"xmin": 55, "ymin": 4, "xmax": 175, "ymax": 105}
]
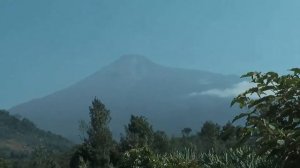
[
  {"xmin": 10, "ymin": 55, "xmax": 241, "ymax": 141},
  {"xmin": 0, "ymin": 110, "xmax": 73, "ymax": 158}
]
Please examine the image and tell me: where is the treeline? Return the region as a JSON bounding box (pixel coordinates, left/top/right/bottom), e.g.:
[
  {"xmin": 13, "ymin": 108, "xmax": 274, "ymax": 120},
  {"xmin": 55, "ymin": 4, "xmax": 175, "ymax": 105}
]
[
  {"xmin": 69, "ymin": 98, "xmax": 244, "ymax": 167},
  {"xmin": 67, "ymin": 98, "xmax": 277, "ymax": 168},
  {"xmin": 2, "ymin": 69, "xmax": 300, "ymax": 167},
  {"xmin": 0, "ymin": 99, "xmax": 248, "ymax": 168}
]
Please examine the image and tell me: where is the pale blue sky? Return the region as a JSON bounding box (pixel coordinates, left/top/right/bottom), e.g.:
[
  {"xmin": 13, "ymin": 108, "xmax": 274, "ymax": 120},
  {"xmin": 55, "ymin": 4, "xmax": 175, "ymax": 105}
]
[{"xmin": 1, "ymin": 0, "xmax": 300, "ymax": 109}]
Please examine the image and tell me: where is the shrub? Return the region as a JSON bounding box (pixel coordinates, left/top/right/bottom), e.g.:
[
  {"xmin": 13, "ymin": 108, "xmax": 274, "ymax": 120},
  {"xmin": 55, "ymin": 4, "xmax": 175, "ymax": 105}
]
[
  {"xmin": 198, "ymin": 147, "xmax": 275, "ymax": 168},
  {"xmin": 232, "ymin": 69, "xmax": 300, "ymax": 167}
]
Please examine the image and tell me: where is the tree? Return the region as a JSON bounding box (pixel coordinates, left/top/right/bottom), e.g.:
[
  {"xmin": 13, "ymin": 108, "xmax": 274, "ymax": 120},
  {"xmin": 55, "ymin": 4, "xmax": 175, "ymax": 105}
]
[
  {"xmin": 70, "ymin": 145, "xmax": 91, "ymax": 168},
  {"xmin": 198, "ymin": 121, "xmax": 221, "ymax": 152},
  {"xmin": 72, "ymin": 98, "xmax": 113, "ymax": 168},
  {"xmin": 231, "ymin": 69, "xmax": 300, "ymax": 167},
  {"xmin": 220, "ymin": 122, "xmax": 236, "ymax": 141},
  {"xmin": 219, "ymin": 122, "xmax": 240, "ymax": 148},
  {"xmin": 120, "ymin": 115, "xmax": 154, "ymax": 152},
  {"xmin": 152, "ymin": 130, "xmax": 170, "ymax": 154},
  {"xmin": 198, "ymin": 121, "xmax": 220, "ymax": 139},
  {"xmin": 182, "ymin": 128, "xmax": 192, "ymax": 137}
]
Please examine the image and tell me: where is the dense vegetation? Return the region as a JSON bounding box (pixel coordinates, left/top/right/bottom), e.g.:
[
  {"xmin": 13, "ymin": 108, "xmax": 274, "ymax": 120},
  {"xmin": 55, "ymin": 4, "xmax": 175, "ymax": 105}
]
[
  {"xmin": 2, "ymin": 69, "xmax": 300, "ymax": 167},
  {"xmin": 0, "ymin": 110, "xmax": 73, "ymax": 167}
]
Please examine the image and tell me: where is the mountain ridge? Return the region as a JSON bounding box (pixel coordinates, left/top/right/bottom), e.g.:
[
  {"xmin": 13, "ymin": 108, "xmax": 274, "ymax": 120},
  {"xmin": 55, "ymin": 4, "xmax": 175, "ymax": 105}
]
[{"xmin": 10, "ymin": 55, "xmax": 241, "ymax": 142}]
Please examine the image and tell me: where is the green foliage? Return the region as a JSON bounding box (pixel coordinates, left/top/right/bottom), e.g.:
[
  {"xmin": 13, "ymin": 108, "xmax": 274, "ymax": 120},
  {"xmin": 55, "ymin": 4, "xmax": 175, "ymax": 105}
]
[
  {"xmin": 120, "ymin": 147, "xmax": 200, "ymax": 168},
  {"xmin": 27, "ymin": 146, "xmax": 61, "ymax": 168},
  {"xmin": 151, "ymin": 131, "xmax": 170, "ymax": 154},
  {"xmin": 162, "ymin": 148, "xmax": 200, "ymax": 168},
  {"xmin": 198, "ymin": 147, "xmax": 275, "ymax": 168},
  {"xmin": 219, "ymin": 122, "xmax": 242, "ymax": 148},
  {"xmin": 181, "ymin": 128, "xmax": 192, "ymax": 137},
  {"xmin": 120, "ymin": 115, "xmax": 154, "ymax": 151},
  {"xmin": 0, "ymin": 158, "xmax": 10, "ymax": 168},
  {"xmin": 120, "ymin": 147, "xmax": 274, "ymax": 168},
  {"xmin": 87, "ymin": 98, "xmax": 113, "ymax": 167},
  {"xmin": 0, "ymin": 110, "xmax": 72, "ymax": 159},
  {"xmin": 72, "ymin": 98, "xmax": 114, "ymax": 168},
  {"xmin": 166, "ymin": 121, "xmax": 241, "ymax": 156},
  {"xmin": 231, "ymin": 69, "xmax": 300, "ymax": 167},
  {"xmin": 197, "ymin": 121, "xmax": 222, "ymax": 152},
  {"xmin": 78, "ymin": 156, "xmax": 90, "ymax": 168},
  {"xmin": 69, "ymin": 145, "xmax": 90, "ymax": 168},
  {"xmin": 198, "ymin": 121, "xmax": 220, "ymax": 139},
  {"xmin": 120, "ymin": 147, "xmax": 156, "ymax": 168}
]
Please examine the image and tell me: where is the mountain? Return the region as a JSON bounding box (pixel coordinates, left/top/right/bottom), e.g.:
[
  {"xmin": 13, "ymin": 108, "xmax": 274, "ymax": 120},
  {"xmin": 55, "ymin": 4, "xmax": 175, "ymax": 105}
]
[
  {"xmin": 0, "ymin": 110, "xmax": 73, "ymax": 158},
  {"xmin": 10, "ymin": 55, "xmax": 242, "ymax": 142}
]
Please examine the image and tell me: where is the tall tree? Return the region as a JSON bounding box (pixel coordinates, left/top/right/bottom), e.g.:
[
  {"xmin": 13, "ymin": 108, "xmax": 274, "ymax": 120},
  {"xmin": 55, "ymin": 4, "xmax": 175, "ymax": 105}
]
[
  {"xmin": 73, "ymin": 98, "xmax": 113, "ymax": 168},
  {"xmin": 120, "ymin": 115, "xmax": 154, "ymax": 151},
  {"xmin": 198, "ymin": 121, "xmax": 220, "ymax": 139}
]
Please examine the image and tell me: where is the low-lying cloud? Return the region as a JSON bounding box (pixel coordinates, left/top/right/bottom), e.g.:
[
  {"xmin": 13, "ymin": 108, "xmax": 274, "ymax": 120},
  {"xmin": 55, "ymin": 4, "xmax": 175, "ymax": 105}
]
[{"xmin": 189, "ymin": 81, "xmax": 255, "ymax": 98}]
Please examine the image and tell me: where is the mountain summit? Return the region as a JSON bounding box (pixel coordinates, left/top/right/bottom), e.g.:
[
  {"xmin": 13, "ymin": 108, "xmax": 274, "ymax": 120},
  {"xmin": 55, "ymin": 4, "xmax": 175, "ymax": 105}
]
[
  {"xmin": 100, "ymin": 55, "xmax": 159, "ymax": 81},
  {"xmin": 10, "ymin": 55, "xmax": 240, "ymax": 142},
  {"xmin": 111, "ymin": 55, "xmax": 156, "ymax": 67}
]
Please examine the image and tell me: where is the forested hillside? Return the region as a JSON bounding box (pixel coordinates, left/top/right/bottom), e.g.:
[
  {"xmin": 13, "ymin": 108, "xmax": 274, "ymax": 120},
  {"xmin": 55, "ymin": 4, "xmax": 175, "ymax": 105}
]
[{"xmin": 0, "ymin": 110, "xmax": 73, "ymax": 162}]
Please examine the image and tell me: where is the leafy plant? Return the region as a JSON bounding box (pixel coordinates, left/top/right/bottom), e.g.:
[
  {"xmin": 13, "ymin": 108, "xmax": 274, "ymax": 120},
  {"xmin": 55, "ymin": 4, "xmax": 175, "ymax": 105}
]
[
  {"xmin": 231, "ymin": 69, "xmax": 300, "ymax": 167},
  {"xmin": 161, "ymin": 148, "xmax": 200, "ymax": 168},
  {"xmin": 120, "ymin": 147, "xmax": 200, "ymax": 168},
  {"xmin": 120, "ymin": 147, "xmax": 157, "ymax": 168},
  {"xmin": 198, "ymin": 147, "xmax": 275, "ymax": 168}
]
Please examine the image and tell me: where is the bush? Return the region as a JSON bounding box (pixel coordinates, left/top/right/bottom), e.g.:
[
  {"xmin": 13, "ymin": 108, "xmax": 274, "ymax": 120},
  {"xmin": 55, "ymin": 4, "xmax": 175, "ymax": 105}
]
[
  {"xmin": 120, "ymin": 147, "xmax": 200, "ymax": 168},
  {"xmin": 120, "ymin": 147, "xmax": 157, "ymax": 168},
  {"xmin": 120, "ymin": 146, "xmax": 277, "ymax": 168},
  {"xmin": 198, "ymin": 147, "xmax": 275, "ymax": 168},
  {"xmin": 232, "ymin": 69, "xmax": 300, "ymax": 167}
]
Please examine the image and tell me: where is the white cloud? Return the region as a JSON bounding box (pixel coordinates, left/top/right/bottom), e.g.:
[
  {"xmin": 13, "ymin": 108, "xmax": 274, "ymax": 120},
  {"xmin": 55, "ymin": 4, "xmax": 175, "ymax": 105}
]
[{"xmin": 189, "ymin": 81, "xmax": 255, "ymax": 98}]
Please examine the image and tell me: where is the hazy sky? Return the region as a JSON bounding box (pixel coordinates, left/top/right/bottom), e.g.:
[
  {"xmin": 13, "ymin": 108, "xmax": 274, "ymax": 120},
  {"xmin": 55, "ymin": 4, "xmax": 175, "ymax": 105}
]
[{"xmin": 1, "ymin": 0, "xmax": 300, "ymax": 109}]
